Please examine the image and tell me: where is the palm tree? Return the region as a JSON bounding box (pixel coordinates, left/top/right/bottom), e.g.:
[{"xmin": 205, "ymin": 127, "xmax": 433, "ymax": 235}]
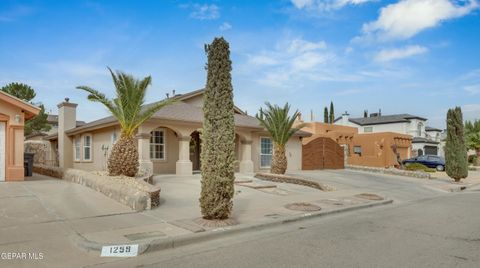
[
  {"xmin": 77, "ymin": 68, "xmax": 174, "ymax": 177},
  {"xmin": 256, "ymin": 103, "xmax": 303, "ymax": 174},
  {"xmin": 465, "ymin": 119, "xmax": 480, "ymax": 165}
]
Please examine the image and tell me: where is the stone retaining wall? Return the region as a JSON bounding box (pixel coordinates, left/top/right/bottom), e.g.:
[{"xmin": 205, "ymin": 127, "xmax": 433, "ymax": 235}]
[
  {"xmin": 33, "ymin": 164, "xmax": 64, "ymax": 179},
  {"xmin": 63, "ymin": 169, "xmax": 161, "ymax": 211},
  {"xmin": 346, "ymin": 165, "xmax": 431, "ymax": 179}
]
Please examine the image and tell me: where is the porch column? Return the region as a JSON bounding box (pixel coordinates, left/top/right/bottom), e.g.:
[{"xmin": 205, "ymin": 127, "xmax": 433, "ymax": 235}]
[
  {"xmin": 239, "ymin": 140, "xmax": 254, "ymax": 174},
  {"xmin": 137, "ymin": 133, "xmax": 153, "ymax": 175},
  {"xmin": 176, "ymin": 135, "xmax": 193, "ymax": 175}
]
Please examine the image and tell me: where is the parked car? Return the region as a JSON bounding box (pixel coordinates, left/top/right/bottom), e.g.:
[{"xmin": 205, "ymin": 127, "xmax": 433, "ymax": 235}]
[{"xmin": 403, "ymin": 155, "xmax": 445, "ymax": 171}]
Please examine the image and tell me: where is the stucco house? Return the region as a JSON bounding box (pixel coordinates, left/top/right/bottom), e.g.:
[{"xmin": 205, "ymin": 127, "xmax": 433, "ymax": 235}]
[
  {"xmin": 335, "ymin": 112, "xmax": 441, "ymax": 157},
  {"xmin": 42, "ymin": 89, "xmax": 309, "ymax": 175},
  {"xmin": 0, "ymin": 91, "xmax": 40, "ymax": 181}
]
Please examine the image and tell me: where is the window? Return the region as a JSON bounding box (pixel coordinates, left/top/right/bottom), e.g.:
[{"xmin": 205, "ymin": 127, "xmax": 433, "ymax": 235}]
[
  {"xmin": 83, "ymin": 135, "xmax": 92, "ymax": 161},
  {"xmin": 150, "ymin": 129, "xmax": 165, "ymax": 160},
  {"xmin": 74, "ymin": 137, "xmax": 81, "ymax": 161},
  {"xmin": 417, "ymin": 122, "xmax": 423, "ymax": 137},
  {"xmin": 353, "ymin": 146, "xmax": 362, "ymax": 155},
  {"xmin": 364, "ymin": 126, "xmax": 373, "ymax": 133},
  {"xmin": 260, "ymin": 137, "xmax": 273, "ymax": 168}
]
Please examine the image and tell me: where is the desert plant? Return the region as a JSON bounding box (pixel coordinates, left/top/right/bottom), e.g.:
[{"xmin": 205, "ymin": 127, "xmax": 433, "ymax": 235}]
[
  {"xmin": 465, "ymin": 119, "xmax": 480, "ymax": 165},
  {"xmin": 199, "ymin": 37, "xmax": 236, "ymax": 220},
  {"xmin": 257, "ymin": 102, "xmax": 303, "ymax": 174},
  {"xmin": 77, "ymin": 68, "xmax": 173, "ymax": 177},
  {"xmin": 468, "ymin": 155, "xmax": 478, "ymax": 165},
  {"xmin": 404, "ymin": 163, "xmax": 435, "ymax": 173},
  {"xmin": 445, "ymin": 107, "xmax": 468, "ymax": 182}
]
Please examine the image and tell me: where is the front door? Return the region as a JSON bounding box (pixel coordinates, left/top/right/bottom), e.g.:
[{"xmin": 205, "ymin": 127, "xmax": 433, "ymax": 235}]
[{"xmin": 0, "ymin": 122, "xmax": 6, "ymax": 182}]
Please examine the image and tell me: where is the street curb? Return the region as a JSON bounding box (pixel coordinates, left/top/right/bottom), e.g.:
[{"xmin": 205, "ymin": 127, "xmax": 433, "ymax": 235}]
[{"xmin": 71, "ymin": 199, "xmax": 393, "ymax": 255}]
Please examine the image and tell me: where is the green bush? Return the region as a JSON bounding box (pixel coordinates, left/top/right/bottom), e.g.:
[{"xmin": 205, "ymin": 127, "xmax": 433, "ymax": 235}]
[
  {"xmin": 405, "ymin": 163, "xmax": 436, "ymax": 173},
  {"xmin": 468, "ymin": 155, "xmax": 477, "ymax": 165}
]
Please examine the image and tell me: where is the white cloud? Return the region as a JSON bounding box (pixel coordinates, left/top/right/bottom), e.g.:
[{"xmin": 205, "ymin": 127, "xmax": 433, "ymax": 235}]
[
  {"xmin": 291, "ymin": 0, "xmax": 374, "ymax": 11},
  {"xmin": 248, "ymin": 55, "xmax": 278, "ymax": 66},
  {"xmin": 374, "ymin": 45, "xmax": 428, "ymax": 62},
  {"xmin": 361, "ymin": 0, "xmax": 479, "ymax": 41},
  {"xmin": 287, "ymin": 39, "xmax": 327, "ymax": 53},
  {"xmin": 219, "ymin": 22, "xmax": 232, "ymax": 31},
  {"xmin": 190, "ymin": 4, "xmax": 219, "ymax": 20},
  {"xmin": 243, "ymin": 37, "xmax": 338, "ymax": 88},
  {"xmin": 464, "ymin": 84, "xmax": 480, "ymax": 95}
]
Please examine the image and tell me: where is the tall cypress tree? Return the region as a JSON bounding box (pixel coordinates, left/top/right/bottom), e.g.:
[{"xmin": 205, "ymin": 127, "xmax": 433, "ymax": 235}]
[
  {"xmin": 323, "ymin": 106, "xmax": 328, "ymax": 123},
  {"xmin": 445, "ymin": 107, "xmax": 468, "ymax": 182},
  {"xmin": 199, "ymin": 37, "xmax": 236, "ymax": 220},
  {"xmin": 329, "ymin": 101, "xmax": 334, "ymax": 124}
]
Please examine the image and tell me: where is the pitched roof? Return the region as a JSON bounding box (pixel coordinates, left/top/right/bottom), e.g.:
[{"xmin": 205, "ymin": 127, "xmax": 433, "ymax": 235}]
[
  {"xmin": 335, "ymin": 114, "xmax": 427, "ymax": 126},
  {"xmin": 0, "ymin": 90, "xmax": 40, "ymax": 120},
  {"xmin": 46, "ymin": 114, "xmax": 86, "ymax": 127}
]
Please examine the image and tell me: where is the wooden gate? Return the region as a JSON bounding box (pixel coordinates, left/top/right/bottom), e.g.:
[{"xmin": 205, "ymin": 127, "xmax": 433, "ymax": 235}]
[{"xmin": 302, "ymin": 137, "xmax": 344, "ymax": 170}]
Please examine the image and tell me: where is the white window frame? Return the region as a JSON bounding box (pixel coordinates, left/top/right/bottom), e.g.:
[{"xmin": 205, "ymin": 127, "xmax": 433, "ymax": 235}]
[
  {"xmin": 73, "ymin": 137, "xmax": 81, "ymax": 161},
  {"xmin": 364, "ymin": 126, "xmax": 373, "ymax": 133},
  {"xmin": 150, "ymin": 128, "xmax": 166, "ymax": 160},
  {"xmin": 83, "ymin": 134, "xmax": 93, "ymax": 162},
  {"xmin": 260, "ymin": 137, "xmax": 273, "ymax": 168}
]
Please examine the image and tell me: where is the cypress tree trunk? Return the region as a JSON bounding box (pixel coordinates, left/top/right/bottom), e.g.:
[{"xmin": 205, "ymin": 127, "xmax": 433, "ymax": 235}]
[
  {"xmin": 199, "ymin": 37, "xmax": 236, "ymax": 220},
  {"xmin": 445, "ymin": 107, "xmax": 468, "ymax": 182},
  {"xmin": 324, "ymin": 107, "xmax": 328, "ymax": 123},
  {"xmin": 271, "ymin": 143, "xmax": 287, "ymax": 174}
]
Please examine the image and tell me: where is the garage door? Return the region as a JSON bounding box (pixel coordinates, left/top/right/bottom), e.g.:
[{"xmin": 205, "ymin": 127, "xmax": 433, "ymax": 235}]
[
  {"xmin": 0, "ymin": 122, "xmax": 5, "ymax": 181},
  {"xmin": 424, "ymin": 146, "xmax": 438, "ymax": 156}
]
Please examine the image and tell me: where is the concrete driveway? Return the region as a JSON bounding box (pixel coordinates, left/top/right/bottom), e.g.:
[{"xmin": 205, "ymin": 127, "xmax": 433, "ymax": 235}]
[{"xmin": 0, "ymin": 174, "xmax": 135, "ymax": 267}]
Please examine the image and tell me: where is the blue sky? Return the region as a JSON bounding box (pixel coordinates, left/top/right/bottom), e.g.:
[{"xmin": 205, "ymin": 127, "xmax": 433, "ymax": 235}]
[{"xmin": 1, "ymin": 0, "xmax": 479, "ymax": 128}]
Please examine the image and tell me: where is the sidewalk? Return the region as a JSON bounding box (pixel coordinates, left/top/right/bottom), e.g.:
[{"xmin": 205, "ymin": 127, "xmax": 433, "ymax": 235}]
[
  {"xmin": 71, "ymin": 174, "xmax": 392, "ymax": 254},
  {"xmin": 429, "ymin": 170, "xmax": 480, "ymax": 192}
]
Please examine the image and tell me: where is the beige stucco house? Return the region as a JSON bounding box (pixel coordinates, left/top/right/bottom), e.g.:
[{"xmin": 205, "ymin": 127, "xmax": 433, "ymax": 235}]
[
  {"xmin": 43, "ymin": 89, "xmax": 309, "ymax": 175},
  {"xmin": 0, "ymin": 91, "xmax": 40, "ymax": 181}
]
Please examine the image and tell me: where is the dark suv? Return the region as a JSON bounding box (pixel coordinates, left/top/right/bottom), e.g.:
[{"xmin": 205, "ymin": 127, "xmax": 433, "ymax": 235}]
[{"xmin": 403, "ymin": 155, "xmax": 445, "ymax": 171}]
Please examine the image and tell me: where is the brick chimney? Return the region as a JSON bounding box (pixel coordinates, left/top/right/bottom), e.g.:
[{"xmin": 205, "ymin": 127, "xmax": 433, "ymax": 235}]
[{"xmin": 57, "ymin": 98, "xmax": 77, "ymax": 169}]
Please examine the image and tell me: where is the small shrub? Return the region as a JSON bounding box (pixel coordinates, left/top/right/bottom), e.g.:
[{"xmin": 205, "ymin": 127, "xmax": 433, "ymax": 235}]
[
  {"xmin": 468, "ymin": 155, "xmax": 477, "ymax": 165},
  {"xmin": 405, "ymin": 163, "xmax": 436, "ymax": 173}
]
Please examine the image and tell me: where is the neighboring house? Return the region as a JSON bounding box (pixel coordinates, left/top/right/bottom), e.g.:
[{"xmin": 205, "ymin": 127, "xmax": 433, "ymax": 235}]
[
  {"xmin": 0, "ymin": 90, "xmax": 40, "ymax": 181},
  {"xmin": 42, "ymin": 89, "xmax": 309, "ymax": 175},
  {"xmin": 335, "ymin": 112, "xmax": 441, "ymax": 156},
  {"xmin": 298, "ymin": 121, "xmax": 412, "ymax": 168}
]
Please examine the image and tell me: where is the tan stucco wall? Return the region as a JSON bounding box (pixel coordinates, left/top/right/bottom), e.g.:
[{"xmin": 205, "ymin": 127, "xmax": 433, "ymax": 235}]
[
  {"xmin": 251, "ymin": 132, "xmax": 303, "ymax": 173},
  {"xmin": 72, "ymin": 126, "xmax": 120, "ymax": 171},
  {"xmin": 300, "ymin": 122, "xmax": 412, "ymax": 168},
  {"xmin": 151, "ymin": 128, "xmax": 179, "ymax": 174},
  {"xmin": 0, "ymin": 99, "xmax": 27, "ymax": 181}
]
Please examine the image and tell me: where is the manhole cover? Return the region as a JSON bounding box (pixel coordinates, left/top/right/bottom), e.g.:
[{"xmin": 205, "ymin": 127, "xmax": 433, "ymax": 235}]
[
  {"xmin": 285, "ymin": 202, "xmax": 322, "ymax": 212},
  {"xmin": 355, "ymin": 193, "xmax": 384, "ymax": 201}
]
